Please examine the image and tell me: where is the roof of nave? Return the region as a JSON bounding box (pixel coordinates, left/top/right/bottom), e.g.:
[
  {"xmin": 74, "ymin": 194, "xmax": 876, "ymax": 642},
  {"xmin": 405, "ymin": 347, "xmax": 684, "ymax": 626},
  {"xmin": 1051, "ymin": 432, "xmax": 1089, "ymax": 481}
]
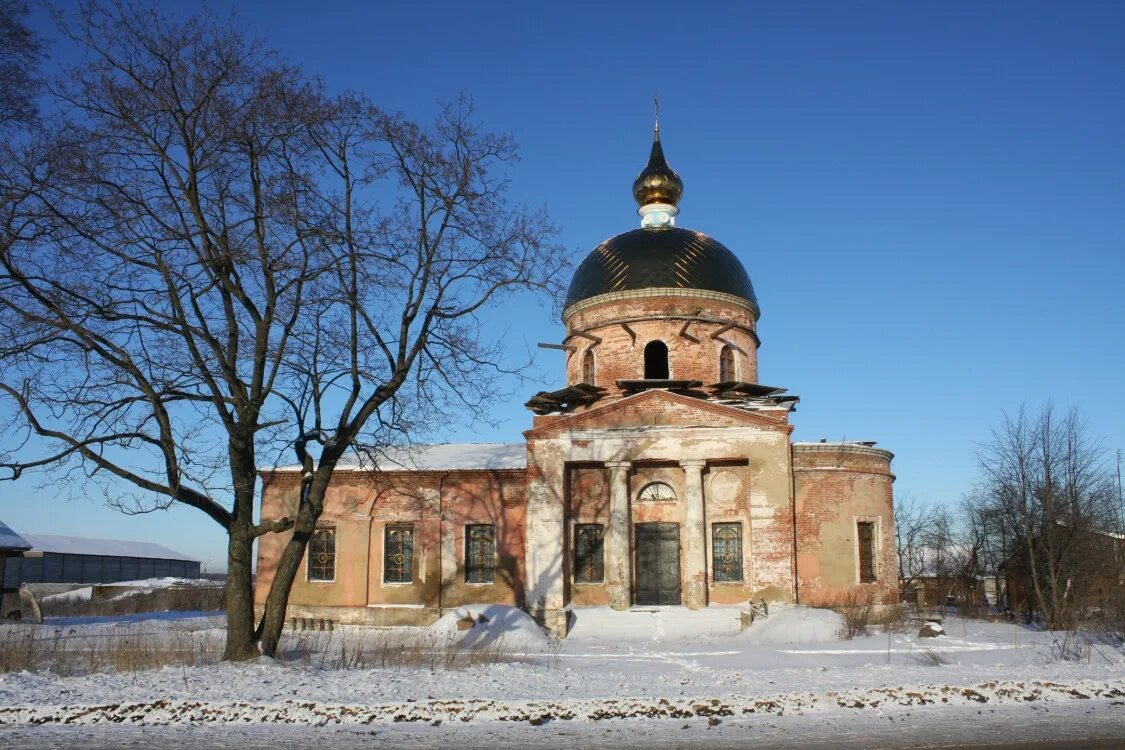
[{"xmin": 264, "ymin": 442, "xmax": 527, "ymax": 473}]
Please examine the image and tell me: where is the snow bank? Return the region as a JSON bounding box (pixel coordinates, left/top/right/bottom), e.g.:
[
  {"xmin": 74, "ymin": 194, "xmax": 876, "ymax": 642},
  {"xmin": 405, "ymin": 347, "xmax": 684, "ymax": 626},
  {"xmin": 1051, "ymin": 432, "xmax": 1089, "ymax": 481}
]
[
  {"xmin": 430, "ymin": 604, "xmax": 551, "ymax": 652},
  {"xmin": 741, "ymin": 605, "xmax": 844, "ymax": 645}
]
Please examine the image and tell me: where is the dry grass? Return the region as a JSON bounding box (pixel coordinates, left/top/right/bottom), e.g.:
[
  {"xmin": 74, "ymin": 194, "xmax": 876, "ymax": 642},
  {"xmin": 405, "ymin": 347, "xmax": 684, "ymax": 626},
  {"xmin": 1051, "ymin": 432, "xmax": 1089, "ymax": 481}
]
[
  {"xmin": 37, "ymin": 583, "xmax": 224, "ymax": 618},
  {"xmin": 8, "ymin": 583, "xmax": 553, "ymax": 675},
  {"xmin": 0, "ymin": 627, "xmax": 221, "ymax": 676},
  {"xmin": 913, "ymin": 642, "xmax": 954, "ymax": 666},
  {"xmin": 279, "ymin": 629, "xmax": 533, "ymax": 671},
  {"xmin": 0, "ymin": 622, "xmax": 532, "ymax": 676}
]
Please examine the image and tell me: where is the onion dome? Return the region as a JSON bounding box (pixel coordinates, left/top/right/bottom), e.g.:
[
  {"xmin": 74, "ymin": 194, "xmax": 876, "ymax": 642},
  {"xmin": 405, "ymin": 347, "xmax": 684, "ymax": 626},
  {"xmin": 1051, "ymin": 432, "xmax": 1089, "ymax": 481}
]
[{"xmin": 632, "ymin": 128, "xmax": 684, "ymax": 211}]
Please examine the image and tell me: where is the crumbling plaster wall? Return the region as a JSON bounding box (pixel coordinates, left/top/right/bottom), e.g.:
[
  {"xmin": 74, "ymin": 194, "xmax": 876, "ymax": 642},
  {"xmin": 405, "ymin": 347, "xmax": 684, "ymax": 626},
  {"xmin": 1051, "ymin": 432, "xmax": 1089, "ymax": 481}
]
[{"xmin": 526, "ymin": 415, "xmax": 797, "ymax": 622}]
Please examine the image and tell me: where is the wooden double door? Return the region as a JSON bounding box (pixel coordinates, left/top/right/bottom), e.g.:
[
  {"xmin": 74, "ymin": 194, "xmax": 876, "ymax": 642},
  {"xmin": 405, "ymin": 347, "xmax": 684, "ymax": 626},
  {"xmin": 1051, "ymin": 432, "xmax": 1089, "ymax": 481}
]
[{"xmin": 634, "ymin": 522, "xmax": 681, "ymax": 606}]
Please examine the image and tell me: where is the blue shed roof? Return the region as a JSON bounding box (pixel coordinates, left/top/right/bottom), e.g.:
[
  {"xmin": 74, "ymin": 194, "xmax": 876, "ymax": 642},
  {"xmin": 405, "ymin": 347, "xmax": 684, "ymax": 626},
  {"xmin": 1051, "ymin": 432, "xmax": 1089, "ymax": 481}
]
[{"xmin": 0, "ymin": 520, "xmax": 32, "ymax": 551}]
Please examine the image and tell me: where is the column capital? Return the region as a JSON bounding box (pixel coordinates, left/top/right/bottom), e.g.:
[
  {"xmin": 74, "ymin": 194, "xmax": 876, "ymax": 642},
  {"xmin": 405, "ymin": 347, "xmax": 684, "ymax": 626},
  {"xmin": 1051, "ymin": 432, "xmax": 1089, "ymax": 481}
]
[
  {"xmin": 679, "ymin": 459, "xmax": 707, "ymax": 470},
  {"xmin": 605, "ymin": 461, "xmax": 632, "ymax": 471}
]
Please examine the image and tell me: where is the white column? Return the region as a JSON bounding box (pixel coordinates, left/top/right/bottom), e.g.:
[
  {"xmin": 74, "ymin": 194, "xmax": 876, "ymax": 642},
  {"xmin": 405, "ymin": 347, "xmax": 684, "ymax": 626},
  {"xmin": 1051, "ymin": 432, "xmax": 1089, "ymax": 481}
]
[
  {"xmin": 681, "ymin": 459, "xmax": 708, "ymax": 610},
  {"xmin": 605, "ymin": 461, "xmax": 632, "ymax": 611},
  {"xmin": 524, "ymin": 456, "xmax": 565, "ymax": 630}
]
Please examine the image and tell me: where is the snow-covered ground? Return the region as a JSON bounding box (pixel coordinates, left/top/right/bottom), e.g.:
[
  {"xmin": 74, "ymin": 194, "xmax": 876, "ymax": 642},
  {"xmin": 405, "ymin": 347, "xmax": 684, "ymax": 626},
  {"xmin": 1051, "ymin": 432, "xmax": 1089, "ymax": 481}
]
[{"xmin": 1, "ymin": 604, "xmax": 1122, "ymax": 747}]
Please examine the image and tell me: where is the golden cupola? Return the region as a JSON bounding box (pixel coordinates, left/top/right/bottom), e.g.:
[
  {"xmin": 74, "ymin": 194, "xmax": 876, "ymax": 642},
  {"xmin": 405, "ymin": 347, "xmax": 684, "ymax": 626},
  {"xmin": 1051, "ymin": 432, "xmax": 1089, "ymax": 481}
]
[{"xmin": 632, "ymin": 122, "xmax": 683, "ymax": 228}]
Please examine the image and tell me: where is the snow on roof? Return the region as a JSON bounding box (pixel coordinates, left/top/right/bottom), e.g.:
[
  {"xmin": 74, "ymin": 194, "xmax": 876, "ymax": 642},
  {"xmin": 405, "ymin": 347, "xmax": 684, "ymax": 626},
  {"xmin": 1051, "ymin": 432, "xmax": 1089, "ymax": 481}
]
[
  {"xmin": 0, "ymin": 520, "xmax": 32, "ymax": 551},
  {"xmin": 17, "ymin": 533, "xmax": 198, "ymax": 562},
  {"xmin": 267, "ymin": 443, "xmax": 527, "ymax": 473}
]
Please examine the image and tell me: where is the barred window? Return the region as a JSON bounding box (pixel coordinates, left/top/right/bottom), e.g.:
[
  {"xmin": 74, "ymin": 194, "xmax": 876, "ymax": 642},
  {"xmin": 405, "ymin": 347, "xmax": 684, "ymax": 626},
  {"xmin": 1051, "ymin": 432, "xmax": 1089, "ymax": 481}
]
[
  {"xmin": 582, "ymin": 350, "xmax": 595, "ymax": 385},
  {"xmin": 383, "ymin": 525, "xmax": 414, "ymax": 584},
  {"xmin": 858, "ymin": 521, "xmax": 877, "ymax": 583},
  {"xmin": 712, "ymin": 522, "xmax": 743, "ymax": 582},
  {"xmin": 719, "ymin": 344, "xmax": 735, "ymax": 382},
  {"xmin": 465, "ymin": 524, "xmax": 495, "ymax": 583},
  {"xmin": 574, "ymin": 524, "xmax": 604, "ymax": 583},
  {"xmin": 307, "ymin": 526, "xmax": 336, "ymax": 582}
]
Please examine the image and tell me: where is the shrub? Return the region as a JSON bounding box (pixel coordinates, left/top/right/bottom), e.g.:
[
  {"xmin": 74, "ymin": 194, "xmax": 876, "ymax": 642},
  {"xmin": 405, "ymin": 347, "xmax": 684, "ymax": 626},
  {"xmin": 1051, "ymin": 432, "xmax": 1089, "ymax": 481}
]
[
  {"xmin": 812, "ymin": 589, "xmax": 876, "ymax": 640},
  {"xmin": 914, "ymin": 643, "xmax": 953, "ymax": 666}
]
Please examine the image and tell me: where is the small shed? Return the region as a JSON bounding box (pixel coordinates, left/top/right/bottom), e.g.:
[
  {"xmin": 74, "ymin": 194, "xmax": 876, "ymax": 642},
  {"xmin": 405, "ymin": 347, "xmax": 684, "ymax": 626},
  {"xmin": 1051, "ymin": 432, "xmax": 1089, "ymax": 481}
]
[
  {"xmin": 2, "ymin": 532, "xmax": 201, "ymax": 595},
  {"xmin": 1, "ymin": 520, "xmax": 33, "ymax": 617}
]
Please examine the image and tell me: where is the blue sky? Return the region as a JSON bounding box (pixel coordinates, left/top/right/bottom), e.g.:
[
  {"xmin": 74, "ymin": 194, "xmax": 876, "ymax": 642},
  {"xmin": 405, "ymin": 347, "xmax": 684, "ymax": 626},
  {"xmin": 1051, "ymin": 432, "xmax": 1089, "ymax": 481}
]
[{"xmin": 3, "ymin": 1, "xmax": 1123, "ymax": 572}]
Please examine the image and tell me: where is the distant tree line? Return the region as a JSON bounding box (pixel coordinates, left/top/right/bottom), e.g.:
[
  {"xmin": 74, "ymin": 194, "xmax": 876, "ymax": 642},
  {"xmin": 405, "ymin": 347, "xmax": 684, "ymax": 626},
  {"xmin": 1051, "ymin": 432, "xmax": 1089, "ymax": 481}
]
[{"xmin": 896, "ymin": 404, "xmax": 1124, "ymax": 632}]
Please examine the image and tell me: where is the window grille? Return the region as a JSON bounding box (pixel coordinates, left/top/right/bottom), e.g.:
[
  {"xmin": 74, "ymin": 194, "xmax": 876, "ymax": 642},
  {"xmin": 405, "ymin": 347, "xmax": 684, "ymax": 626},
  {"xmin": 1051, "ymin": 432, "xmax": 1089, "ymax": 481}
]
[
  {"xmin": 465, "ymin": 524, "xmax": 496, "ymax": 583},
  {"xmin": 637, "ymin": 481, "xmax": 676, "ymax": 502},
  {"xmin": 719, "ymin": 344, "xmax": 735, "ymax": 382},
  {"xmin": 858, "ymin": 521, "xmax": 877, "ymax": 582},
  {"xmin": 582, "ymin": 350, "xmax": 595, "ymax": 385},
  {"xmin": 308, "ymin": 526, "xmax": 336, "ymax": 582},
  {"xmin": 384, "ymin": 525, "xmax": 414, "ymax": 583},
  {"xmin": 712, "ymin": 522, "xmax": 743, "ymax": 582},
  {"xmin": 574, "ymin": 524, "xmax": 604, "ymax": 583}
]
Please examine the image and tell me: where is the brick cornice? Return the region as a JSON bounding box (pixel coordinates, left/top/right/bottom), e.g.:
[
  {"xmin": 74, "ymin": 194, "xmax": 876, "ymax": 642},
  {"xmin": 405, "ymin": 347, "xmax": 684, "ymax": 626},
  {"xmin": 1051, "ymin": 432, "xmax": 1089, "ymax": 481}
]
[{"xmin": 523, "ymin": 388, "xmax": 792, "ymax": 439}]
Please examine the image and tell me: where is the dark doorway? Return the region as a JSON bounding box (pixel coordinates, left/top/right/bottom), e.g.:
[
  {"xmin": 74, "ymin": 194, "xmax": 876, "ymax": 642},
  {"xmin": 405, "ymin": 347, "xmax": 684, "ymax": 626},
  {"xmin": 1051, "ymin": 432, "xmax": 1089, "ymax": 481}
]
[
  {"xmin": 634, "ymin": 522, "xmax": 681, "ymax": 605},
  {"xmin": 643, "ymin": 340, "xmax": 669, "ymax": 379}
]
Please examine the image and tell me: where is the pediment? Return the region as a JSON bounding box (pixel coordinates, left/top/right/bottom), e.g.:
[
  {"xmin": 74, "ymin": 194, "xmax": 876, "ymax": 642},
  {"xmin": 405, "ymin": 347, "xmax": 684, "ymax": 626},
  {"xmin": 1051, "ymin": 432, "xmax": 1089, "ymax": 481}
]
[{"xmin": 526, "ymin": 389, "xmax": 790, "ymax": 437}]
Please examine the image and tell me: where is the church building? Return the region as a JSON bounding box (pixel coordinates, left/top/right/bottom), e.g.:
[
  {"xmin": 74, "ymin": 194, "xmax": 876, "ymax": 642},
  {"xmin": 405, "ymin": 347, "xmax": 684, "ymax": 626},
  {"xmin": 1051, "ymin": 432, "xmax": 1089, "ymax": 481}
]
[{"xmin": 255, "ymin": 126, "xmax": 898, "ymax": 634}]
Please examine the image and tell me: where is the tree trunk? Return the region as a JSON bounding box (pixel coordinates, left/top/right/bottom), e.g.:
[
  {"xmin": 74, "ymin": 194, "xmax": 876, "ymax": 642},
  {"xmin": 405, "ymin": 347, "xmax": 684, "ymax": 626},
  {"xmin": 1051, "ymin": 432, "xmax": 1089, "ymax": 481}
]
[
  {"xmin": 258, "ymin": 514, "xmax": 314, "ymax": 656},
  {"xmin": 223, "ymin": 519, "xmax": 261, "ymax": 661},
  {"xmin": 258, "ymin": 445, "xmax": 347, "ymax": 656},
  {"xmin": 224, "ymin": 436, "xmax": 264, "ymax": 661}
]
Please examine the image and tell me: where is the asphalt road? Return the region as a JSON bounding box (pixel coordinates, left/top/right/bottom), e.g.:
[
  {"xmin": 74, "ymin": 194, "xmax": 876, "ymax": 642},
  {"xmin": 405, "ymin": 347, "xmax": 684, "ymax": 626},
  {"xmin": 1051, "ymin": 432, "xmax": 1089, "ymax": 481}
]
[{"xmin": 3, "ymin": 705, "xmax": 1124, "ymax": 750}]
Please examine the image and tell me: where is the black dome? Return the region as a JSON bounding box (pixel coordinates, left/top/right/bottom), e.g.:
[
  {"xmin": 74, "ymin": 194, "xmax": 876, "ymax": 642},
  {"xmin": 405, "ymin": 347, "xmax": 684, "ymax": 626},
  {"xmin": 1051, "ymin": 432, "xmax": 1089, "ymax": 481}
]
[{"xmin": 564, "ymin": 227, "xmax": 759, "ymax": 318}]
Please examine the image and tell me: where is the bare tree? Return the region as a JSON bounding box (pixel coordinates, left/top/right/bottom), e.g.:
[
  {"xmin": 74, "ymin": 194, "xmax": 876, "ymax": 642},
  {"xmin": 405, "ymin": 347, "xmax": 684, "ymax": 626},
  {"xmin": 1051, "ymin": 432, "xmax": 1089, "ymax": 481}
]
[
  {"xmin": 971, "ymin": 404, "xmax": 1119, "ymax": 628},
  {"xmin": 0, "ymin": 0, "xmax": 40, "ymax": 131},
  {"xmin": 894, "ymin": 492, "xmax": 933, "ymax": 591},
  {"xmin": 0, "ymin": 2, "xmax": 564, "ymax": 659}
]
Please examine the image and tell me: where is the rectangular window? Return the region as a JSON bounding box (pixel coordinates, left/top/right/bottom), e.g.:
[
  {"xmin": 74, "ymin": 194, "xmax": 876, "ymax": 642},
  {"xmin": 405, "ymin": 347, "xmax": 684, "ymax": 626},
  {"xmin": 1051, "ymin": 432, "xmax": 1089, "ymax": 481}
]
[
  {"xmin": 307, "ymin": 526, "xmax": 336, "ymax": 582},
  {"xmin": 573, "ymin": 524, "xmax": 605, "ymax": 583},
  {"xmin": 465, "ymin": 524, "xmax": 495, "ymax": 584},
  {"xmin": 857, "ymin": 521, "xmax": 877, "ymax": 583},
  {"xmin": 712, "ymin": 522, "xmax": 743, "ymax": 582},
  {"xmin": 383, "ymin": 525, "xmax": 414, "ymax": 584}
]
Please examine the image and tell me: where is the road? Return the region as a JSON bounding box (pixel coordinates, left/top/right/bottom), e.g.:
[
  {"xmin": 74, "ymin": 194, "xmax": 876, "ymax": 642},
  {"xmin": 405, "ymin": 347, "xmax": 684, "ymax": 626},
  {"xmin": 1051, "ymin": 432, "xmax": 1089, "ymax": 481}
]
[{"xmin": 2, "ymin": 700, "xmax": 1122, "ymax": 749}]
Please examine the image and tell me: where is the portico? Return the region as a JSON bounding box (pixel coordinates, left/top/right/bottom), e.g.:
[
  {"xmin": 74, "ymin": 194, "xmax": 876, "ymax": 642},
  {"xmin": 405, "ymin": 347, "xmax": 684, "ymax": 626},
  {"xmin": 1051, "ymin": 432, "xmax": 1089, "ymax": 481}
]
[{"xmin": 523, "ymin": 393, "xmax": 799, "ymax": 629}]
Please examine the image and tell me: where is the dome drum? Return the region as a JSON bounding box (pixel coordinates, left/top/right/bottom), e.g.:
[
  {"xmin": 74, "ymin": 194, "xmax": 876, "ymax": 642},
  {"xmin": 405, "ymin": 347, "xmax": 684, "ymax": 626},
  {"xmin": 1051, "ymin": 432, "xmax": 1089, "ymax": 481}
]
[{"xmin": 563, "ymin": 315, "xmax": 759, "ymax": 393}]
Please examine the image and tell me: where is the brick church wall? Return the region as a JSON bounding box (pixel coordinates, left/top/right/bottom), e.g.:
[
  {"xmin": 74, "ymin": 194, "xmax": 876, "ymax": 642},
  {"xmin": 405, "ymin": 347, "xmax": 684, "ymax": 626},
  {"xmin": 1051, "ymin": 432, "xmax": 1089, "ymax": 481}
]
[
  {"xmin": 792, "ymin": 444, "xmax": 898, "ymax": 606},
  {"xmin": 255, "ymin": 468, "xmax": 527, "ymax": 626}
]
